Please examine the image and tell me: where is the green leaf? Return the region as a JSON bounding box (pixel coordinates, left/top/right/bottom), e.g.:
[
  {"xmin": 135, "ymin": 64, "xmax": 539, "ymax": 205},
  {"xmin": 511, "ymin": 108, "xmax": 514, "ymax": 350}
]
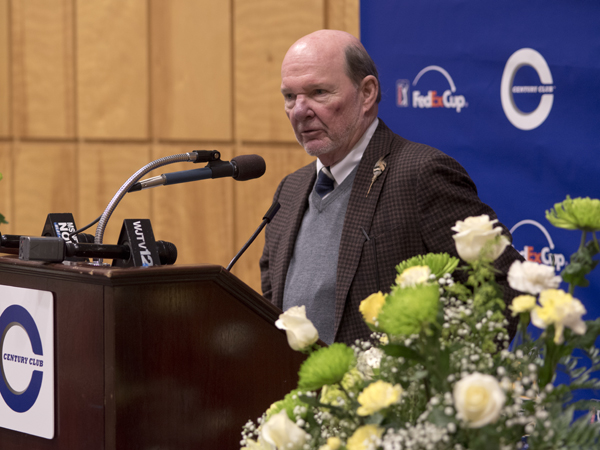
[
  {"xmin": 363, "ymin": 412, "xmax": 385, "ymax": 425},
  {"xmin": 382, "ymin": 344, "xmax": 424, "ymax": 363},
  {"xmin": 562, "ymin": 240, "xmax": 599, "ymax": 287},
  {"xmin": 427, "ymin": 407, "xmax": 454, "ymax": 427}
]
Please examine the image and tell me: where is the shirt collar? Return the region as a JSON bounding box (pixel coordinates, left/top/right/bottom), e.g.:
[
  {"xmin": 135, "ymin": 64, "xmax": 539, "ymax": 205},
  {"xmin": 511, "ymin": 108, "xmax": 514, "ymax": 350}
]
[{"xmin": 316, "ymin": 118, "xmax": 379, "ymax": 187}]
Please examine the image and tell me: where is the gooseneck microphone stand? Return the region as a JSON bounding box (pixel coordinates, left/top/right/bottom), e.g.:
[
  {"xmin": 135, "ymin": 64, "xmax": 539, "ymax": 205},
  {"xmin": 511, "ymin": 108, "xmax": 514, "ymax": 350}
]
[{"xmin": 92, "ymin": 150, "xmax": 221, "ymax": 264}]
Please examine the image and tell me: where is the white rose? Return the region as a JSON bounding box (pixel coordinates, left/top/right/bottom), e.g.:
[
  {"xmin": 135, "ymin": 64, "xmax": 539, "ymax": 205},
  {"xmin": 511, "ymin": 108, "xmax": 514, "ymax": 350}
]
[
  {"xmin": 453, "ymin": 373, "xmax": 506, "ymax": 428},
  {"xmin": 261, "ymin": 410, "xmax": 309, "ymax": 450},
  {"xmin": 507, "ymin": 260, "xmax": 562, "ymax": 295},
  {"xmin": 242, "ymin": 437, "xmax": 273, "ymax": 450},
  {"xmin": 451, "ymin": 215, "xmax": 510, "ymax": 263},
  {"xmin": 275, "ymin": 306, "xmax": 319, "ymax": 351}
]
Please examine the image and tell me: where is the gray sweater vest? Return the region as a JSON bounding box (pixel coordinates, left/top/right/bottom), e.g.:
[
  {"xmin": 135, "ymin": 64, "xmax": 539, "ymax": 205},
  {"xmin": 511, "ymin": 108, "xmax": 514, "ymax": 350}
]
[{"xmin": 282, "ymin": 167, "xmax": 358, "ymax": 344}]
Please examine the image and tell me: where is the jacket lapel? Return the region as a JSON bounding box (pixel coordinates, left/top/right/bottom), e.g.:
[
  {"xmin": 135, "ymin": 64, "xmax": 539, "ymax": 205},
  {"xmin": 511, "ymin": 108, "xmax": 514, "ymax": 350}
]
[{"xmin": 333, "ymin": 122, "xmax": 393, "ymax": 334}]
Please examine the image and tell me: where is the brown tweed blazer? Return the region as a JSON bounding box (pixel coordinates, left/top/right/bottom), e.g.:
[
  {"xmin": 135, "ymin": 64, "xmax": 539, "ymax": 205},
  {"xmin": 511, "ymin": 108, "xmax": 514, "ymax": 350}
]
[{"xmin": 260, "ymin": 120, "xmax": 522, "ymax": 344}]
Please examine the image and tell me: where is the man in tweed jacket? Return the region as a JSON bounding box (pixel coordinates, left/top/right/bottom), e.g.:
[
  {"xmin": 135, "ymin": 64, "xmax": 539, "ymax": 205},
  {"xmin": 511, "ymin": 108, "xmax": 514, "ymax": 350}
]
[{"xmin": 260, "ymin": 30, "xmax": 522, "ymax": 345}]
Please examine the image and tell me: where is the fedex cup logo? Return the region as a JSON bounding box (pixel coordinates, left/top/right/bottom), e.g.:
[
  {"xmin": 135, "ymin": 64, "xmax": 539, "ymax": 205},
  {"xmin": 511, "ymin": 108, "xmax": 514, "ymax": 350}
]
[
  {"xmin": 501, "ymin": 48, "xmax": 555, "ymax": 130},
  {"xmin": 510, "ymin": 220, "xmax": 566, "ymax": 272},
  {"xmin": 0, "ymin": 305, "xmax": 44, "ymax": 413},
  {"xmin": 396, "ymin": 65, "xmax": 467, "ymax": 113}
]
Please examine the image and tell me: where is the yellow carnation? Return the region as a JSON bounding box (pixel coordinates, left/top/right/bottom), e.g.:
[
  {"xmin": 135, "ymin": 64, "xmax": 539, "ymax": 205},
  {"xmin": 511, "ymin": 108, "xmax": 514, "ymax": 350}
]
[
  {"xmin": 346, "ymin": 425, "xmax": 384, "ymax": 450},
  {"xmin": 531, "ymin": 289, "xmax": 587, "ymax": 344},
  {"xmin": 509, "ymin": 295, "xmax": 537, "ymax": 316},
  {"xmin": 318, "ymin": 437, "xmax": 342, "ymax": 450},
  {"xmin": 359, "ymin": 291, "xmax": 386, "ymax": 326},
  {"xmin": 356, "ymin": 380, "xmax": 403, "ymax": 416}
]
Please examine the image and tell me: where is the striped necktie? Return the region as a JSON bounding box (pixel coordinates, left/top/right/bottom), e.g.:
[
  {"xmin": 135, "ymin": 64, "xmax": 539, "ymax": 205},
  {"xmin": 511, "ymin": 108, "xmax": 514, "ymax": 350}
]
[{"xmin": 315, "ymin": 167, "xmax": 335, "ymax": 198}]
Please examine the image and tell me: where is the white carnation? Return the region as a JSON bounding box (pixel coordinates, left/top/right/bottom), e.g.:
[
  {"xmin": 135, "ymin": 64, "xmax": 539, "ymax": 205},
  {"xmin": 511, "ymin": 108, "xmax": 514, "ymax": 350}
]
[{"xmin": 508, "ymin": 260, "xmax": 562, "ymax": 295}]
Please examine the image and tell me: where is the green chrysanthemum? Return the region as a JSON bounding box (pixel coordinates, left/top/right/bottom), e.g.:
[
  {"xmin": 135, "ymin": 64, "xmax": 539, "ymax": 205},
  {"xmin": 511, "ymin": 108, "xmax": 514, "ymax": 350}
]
[
  {"xmin": 265, "ymin": 389, "xmax": 309, "ymax": 421},
  {"xmin": 395, "ymin": 253, "xmax": 460, "ymax": 278},
  {"xmin": 377, "ymin": 284, "xmax": 440, "ymax": 336},
  {"xmin": 546, "ymin": 196, "xmax": 600, "ymax": 232},
  {"xmin": 298, "ymin": 343, "xmax": 356, "ymax": 391}
]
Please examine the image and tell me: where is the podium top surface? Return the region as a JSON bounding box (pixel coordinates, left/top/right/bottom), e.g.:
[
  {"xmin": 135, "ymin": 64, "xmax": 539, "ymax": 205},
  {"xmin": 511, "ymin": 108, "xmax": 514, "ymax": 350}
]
[
  {"xmin": 0, "ymin": 254, "xmax": 281, "ymax": 320},
  {"xmin": 0, "ymin": 254, "xmax": 223, "ymax": 283}
]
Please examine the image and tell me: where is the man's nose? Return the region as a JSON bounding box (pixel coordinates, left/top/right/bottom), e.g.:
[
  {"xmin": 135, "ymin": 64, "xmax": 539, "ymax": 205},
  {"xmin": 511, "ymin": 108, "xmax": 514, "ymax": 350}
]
[{"xmin": 291, "ymin": 95, "xmax": 314, "ymax": 120}]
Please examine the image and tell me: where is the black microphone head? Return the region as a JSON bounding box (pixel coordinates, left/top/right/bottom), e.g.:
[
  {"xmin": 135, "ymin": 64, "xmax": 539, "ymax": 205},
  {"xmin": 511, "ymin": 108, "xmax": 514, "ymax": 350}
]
[
  {"xmin": 231, "ymin": 154, "xmax": 266, "ymax": 181},
  {"xmin": 156, "ymin": 240, "xmax": 178, "ymax": 265},
  {"xmin": 75, "ymin": 233, "xmax": 95, "ymax": 244}
]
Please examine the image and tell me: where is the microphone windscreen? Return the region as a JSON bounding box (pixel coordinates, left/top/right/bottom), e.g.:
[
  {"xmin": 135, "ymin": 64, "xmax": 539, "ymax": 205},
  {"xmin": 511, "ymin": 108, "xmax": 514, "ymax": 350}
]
[
  {"xmin": 231, "ymin": 154, "xmax": 266, "ymax": 181},
  {"xmin": 156, "ymin": 240, "xmax": 178, "ymax": 265}
]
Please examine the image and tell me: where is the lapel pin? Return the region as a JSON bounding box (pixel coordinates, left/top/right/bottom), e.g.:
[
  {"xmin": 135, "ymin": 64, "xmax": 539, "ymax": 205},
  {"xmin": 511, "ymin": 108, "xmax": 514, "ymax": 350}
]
[{"xmin": 367, "ymin": 156, "xmax": 387, "ymax": 197}]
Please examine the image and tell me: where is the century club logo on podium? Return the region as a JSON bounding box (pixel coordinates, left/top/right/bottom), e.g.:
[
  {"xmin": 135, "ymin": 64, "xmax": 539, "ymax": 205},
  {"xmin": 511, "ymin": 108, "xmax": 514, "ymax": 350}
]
[
  {"xmin": 0, "ymin": 305, "xmax": 45, "ymax": 413},
  {"xmin": 0, "ymin": 286, "xmax": 54, "ymax": 439},
  {"xmin": 396, "ymin": 65, "xmax": 468, "ymax": 113}
]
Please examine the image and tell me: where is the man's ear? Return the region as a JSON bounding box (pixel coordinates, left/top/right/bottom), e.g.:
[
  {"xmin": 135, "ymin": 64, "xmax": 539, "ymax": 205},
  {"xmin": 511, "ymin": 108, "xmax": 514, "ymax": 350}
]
[{"xmin": 360, "ymin": 75, "xmax": 379, "ymax": 111}]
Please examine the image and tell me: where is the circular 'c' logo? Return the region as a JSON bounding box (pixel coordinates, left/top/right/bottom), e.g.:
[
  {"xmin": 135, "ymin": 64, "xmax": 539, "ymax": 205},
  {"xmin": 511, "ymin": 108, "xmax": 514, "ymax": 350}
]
[
  {"xmin": 501, "ymin": 48, "xmax": 554, "ymax": 130},
  {"xmin": 0, "ymin": 305, "xmax": 44, "ymax": 413}
]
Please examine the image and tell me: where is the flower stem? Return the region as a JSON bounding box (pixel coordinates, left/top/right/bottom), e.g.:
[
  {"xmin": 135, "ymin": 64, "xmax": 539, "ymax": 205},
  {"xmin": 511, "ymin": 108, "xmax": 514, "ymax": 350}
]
[
  {"xmin": 579, "ymin": 230, "xmax": 587, "ymax": 252},
  {"xmin": 569, "ymin": 231, "xmax": 588, "ymax": 295}
]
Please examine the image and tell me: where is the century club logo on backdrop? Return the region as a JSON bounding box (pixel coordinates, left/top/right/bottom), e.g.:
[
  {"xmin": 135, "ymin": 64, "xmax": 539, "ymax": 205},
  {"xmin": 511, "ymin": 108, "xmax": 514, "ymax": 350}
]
[
  {"xmin": 396, "ymin": 65, "xmax": 467, "ymax": 113},
  {"xmin": 510, "ymin": 219, "xmax": 566, "ymax": 272},
  {"xmin": 501, "ymin": 48, "xmax": 556, "ymax": 130}
]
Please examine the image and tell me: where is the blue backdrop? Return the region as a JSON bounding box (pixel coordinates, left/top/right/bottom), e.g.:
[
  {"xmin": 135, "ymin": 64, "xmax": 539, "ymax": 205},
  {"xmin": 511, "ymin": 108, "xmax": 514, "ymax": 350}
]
[{"xmin": 361, "ymin": 0, "xmax": 600, "ymax": 405}]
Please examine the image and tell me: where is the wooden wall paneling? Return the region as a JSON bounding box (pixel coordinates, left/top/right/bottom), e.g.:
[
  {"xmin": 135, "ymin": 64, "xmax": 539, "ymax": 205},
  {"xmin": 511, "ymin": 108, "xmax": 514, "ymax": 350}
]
[
  {"xmin": 235, "ymin": 0, "xmax": 325, "ymax": 142},
  {"xmin": 150, "ymin": 145, "xmax": 235, "ymax": 267},
  {"xmin": 326, "ymin": 0, "xmax": 360, "ymax": 37},
  {"xmin": 151, "ymin": 0, "xmax": 232, "ymax": 141},
  {"xmin": 77, "ymin": 0, "xmax": 149, "ymax": 139},
  {"xmin": 232, "ymin": 143, "xmax": 313, "ymax": 292},
  {"xmin": 11, "ymin": 0, "xmax": 75, "ymax": 138},
  {"xmin": 77, "ymin": 143, "xmax": 151, "ymax": 245},
  {"xmin": 13, "ymin": 142, "xmax": 77, "ymax": 236},
  {"xmin": 0, "ymin": 143, "xmax": 12, "ymax": 235},
  {"xmin": 0, "ymin": 0, "xmax": 9, "ymax": 137}
]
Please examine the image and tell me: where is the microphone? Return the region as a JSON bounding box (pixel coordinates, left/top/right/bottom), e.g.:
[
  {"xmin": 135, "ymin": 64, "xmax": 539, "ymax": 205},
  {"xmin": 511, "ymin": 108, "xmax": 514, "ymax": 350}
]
[
  {"xmin": 19, "ymin": 237, "xmax": 177, "ymax": 266},
  {"xmin": 226, "ymin": 201, "xmax": 280, "ymax": 271},
  {"xmin": 129, "ymin": 154, "xmax": 266, "ymax": 192},
  {"xmin": 41, "ymin": 213, "xmax": 94, "ymax": 261},
  {"xmin": 1, "ymin": 232, "xmax": 94, "ymax": 255}
]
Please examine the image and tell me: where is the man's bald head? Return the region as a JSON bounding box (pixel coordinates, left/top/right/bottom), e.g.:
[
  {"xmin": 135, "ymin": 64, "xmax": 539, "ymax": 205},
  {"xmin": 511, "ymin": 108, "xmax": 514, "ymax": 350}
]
[{"xmin": 283, "ymin": 30, "xmax": 381, "ymax": 104}]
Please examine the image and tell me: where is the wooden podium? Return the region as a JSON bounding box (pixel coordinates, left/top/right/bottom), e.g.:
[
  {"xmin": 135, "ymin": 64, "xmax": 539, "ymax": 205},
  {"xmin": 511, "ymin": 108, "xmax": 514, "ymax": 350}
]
[{"xmin": 0, "ymin": 256, "xmax": 305, "ymax": 449}]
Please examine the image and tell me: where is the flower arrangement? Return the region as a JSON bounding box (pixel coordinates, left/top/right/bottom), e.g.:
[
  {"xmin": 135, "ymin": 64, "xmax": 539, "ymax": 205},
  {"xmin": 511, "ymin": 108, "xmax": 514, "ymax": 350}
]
[{"xmin": 241, "ymin": 196, "xmax": 600, "ymax": 450}]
